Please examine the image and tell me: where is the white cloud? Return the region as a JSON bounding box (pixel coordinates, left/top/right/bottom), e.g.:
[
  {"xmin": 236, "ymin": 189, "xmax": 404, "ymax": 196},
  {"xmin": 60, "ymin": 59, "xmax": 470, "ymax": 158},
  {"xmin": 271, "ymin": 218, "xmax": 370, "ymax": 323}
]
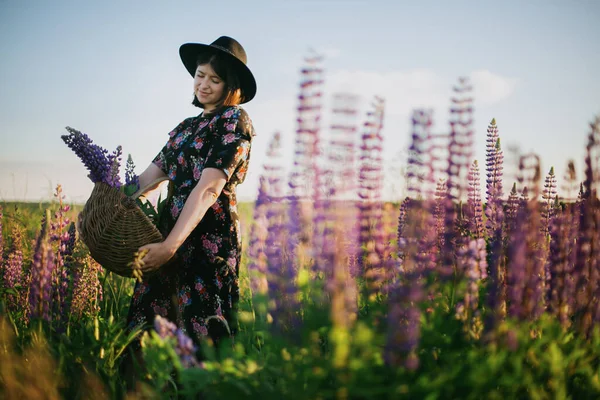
[{"xmin": 470, "ymin": 69, "xmax": 517, "ymax": 106}]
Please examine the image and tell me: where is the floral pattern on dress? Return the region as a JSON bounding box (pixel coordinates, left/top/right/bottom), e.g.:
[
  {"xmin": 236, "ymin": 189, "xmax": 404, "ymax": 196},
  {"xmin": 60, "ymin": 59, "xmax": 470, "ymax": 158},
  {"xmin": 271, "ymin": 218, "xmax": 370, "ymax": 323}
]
[{"xmin": 126, "ymin": 105, "xmax": 253, "ymax": 347}]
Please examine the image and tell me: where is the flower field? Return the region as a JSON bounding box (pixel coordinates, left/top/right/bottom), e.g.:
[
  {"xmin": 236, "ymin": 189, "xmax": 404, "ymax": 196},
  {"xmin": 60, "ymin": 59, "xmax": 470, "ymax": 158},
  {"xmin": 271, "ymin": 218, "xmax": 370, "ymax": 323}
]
[{"xmin": 2, "ymin": 59, "xmax": 600, "ymax": 399}]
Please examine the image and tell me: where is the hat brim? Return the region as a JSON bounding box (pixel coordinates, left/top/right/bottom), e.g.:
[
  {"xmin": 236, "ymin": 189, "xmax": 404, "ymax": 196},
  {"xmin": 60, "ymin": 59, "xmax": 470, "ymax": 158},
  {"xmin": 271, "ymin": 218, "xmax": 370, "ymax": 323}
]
[{"xmin": 179, "ymin": 43, "xmax": 256, "ymax": 104}]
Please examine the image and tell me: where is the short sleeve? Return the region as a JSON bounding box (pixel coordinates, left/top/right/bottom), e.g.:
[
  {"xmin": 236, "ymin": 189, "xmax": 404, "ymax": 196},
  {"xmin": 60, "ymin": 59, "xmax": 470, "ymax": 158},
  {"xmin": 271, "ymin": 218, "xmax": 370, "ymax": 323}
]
[
  {"xmin": 204, "ymin": 107, "xmax": 253, "ymax": 181},
  {"xmin": 152, "ymin": 118, "xmax": 192, "ymax": 175}
]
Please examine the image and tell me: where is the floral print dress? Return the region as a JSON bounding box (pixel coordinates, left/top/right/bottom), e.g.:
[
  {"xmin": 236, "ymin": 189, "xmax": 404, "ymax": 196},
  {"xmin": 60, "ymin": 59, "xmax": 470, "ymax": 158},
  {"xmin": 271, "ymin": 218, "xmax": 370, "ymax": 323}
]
[{"xmin": 126, "ymin": 105, "xmax": 254, "ymax": 345}]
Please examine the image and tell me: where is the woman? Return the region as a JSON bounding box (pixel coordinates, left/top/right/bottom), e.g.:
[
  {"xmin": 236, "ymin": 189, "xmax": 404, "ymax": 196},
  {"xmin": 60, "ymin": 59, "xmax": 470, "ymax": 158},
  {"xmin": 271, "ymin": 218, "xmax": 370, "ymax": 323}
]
[{"xmin": 126, "ymin": 36, "xmax": 256, "ymax": 348}]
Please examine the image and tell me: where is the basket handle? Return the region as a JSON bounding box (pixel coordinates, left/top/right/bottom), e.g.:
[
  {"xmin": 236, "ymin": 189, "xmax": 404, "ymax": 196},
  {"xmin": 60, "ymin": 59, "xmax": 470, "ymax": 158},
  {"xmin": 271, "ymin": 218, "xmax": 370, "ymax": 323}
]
[{"xmin": 131, "ymin": 176, "xmax": 171, "ymax": 199}]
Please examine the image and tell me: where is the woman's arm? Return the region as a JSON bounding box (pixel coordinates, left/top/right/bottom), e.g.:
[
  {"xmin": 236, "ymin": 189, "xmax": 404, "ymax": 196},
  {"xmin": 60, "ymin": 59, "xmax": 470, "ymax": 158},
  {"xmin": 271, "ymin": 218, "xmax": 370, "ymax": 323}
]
[
  {"xmin": 137, "ymin": 163, "xmax": 168, "ymax": 194},
  {"xmin": 137, "ymin": 167, "xmax": 227, "ymax": 271}
]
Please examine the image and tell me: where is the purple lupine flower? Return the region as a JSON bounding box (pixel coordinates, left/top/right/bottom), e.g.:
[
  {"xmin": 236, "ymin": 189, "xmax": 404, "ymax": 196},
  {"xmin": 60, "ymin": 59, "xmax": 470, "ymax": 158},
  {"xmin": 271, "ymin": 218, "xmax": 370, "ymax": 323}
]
[
  {"xmin": 50, "ymin": 185, "xmax": 72, "ymax": 311},
  {"xmin": 384, "ymin": 270, "xmax": 423, "ymax": 371},
  {"xmin": 3, "ymin": 224, "xmax": 24, "ymax": 313},
  {"xmin": 154, "ymin": 314, "xmax": 177, "ymax": 337},
  {"xmin": 541, "ymin": 167, "xmax": 557, "ymax": 235},
  {"xmin": 447, "ymin": 77, "xmax": 475, "ymax": 202},
  {"xmin": 456, "ymin": 238, "xmax": 487, "ymax": 320},
  {"xmin": 434, "ymin": 178, "xmax": 447, "ymax": 248},
  {"xmin": 357, "ymin": 97, "xmax": 388, "ymax": 294},
  {"xmin": 506, "ymin": 211, "xmax": 527, "ymax": 319},
  {"xmin": 483, "ymin": 213, "xmax": 506, "ymax": 334},
  {"xmin": 548, "ymin": 209, "xmax": 576, "ymax": 328},
  {"xmin": 61, "ymin": 127, "xmax": 118, "ymax": 187},
  {"xmin": 154, "ymin": 316, "xmax": 199, "ymax": 368},
  {"xmin": 326, "ymin": 94, "xmax": 360, "ymax": 278},
  {"xmin": 106, "ymin": 145, "xmax": 123, "ymax": 189},
  {"xmin": 28, "ymin": 212, "xmax": 56, "ymax": 322},
  {"xmin": 175, "ymin": 329, "xmax": 199, "ymax": 368},
  {"xmin": 485, "ymin": 119, "xmax": 504, "ymax": 239},
  {"xmin": 397, "ymin": 197, "xmax": 411, "ymax": 263},
  {"xmin": 561, "ymin": 160, "xmax": 578, "ymax": 202},
  {"xmin": 466, "ymin": 160, "xmax": 484, "ymax": 238},
  {"xmin": 440, "ymin": 78, "xmax": 475, "ymax": 281},
  {"xmin": 573, "ymin": 116, "xmax": 600, "ymax": 335},
  {"xmin": 505, "ymin": 183, "xmax": 520, "ymax": 233},
  {"xmin": 70, "ymin": 254, "xmax": 103, "ymax": 319},
  {"xmin": 262, "ymin": 133, "xmax": 299, "ymax": 334},
  {"xmin": 248, "ymin": 132, "xmax": 282, "ymax": 298},
  {"xmin": 509, "ymin": 153, "xmax": 545, "ymax": 321},
  {"xmin": 0, "ymin": 205, "xmax": 3, "ymax": 265},
  {"xmin": 287, "ymin": 52, "xmax": 324, "ymax": 252},
  {"xmin": 125, "ymin": 153, "xmax": 140, "ymax": 190},
  {"xmin": 485, "ymin": 119, "xmax": 504, "ymax": 201},
  {"xmin": 404, "ymin": 110, "xmax": 440, "ymax": 284},
  {"xmin": 247, "ymin": 175, "xmax": 269, "ymax": 297}
]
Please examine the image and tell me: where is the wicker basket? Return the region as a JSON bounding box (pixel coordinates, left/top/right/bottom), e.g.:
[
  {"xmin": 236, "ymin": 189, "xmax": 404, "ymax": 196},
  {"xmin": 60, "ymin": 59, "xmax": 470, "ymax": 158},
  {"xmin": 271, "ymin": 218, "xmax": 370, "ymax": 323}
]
[{"xmin": 78, "ymin": 178, "xmax": 171, "ymax": 277}]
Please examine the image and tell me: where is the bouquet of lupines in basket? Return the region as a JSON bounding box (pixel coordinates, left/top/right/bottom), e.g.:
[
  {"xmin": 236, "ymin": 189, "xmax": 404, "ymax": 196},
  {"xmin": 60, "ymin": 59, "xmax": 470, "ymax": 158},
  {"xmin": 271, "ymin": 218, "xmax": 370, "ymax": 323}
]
[
  {"xmin": 61, "ymin": 126, "xmax": 170, "ymax": 277},
  {"xmin": 61, "ymin": 126, "xmax": 166, "ymax": 226}
]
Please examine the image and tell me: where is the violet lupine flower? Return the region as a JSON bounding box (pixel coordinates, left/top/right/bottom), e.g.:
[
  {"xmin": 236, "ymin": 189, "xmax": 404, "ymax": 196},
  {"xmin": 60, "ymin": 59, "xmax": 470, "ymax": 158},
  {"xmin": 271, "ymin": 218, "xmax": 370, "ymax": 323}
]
[
  {"xmin": 3, "ymin": 225, "xmax": 24, "ymax": 313},
  {"xmin": 124, "ymin": 153, "xmax": 140, "ymax": 190},
  {"xmin": 397, "ymin": 197, "xmax": 410, "ymax": 262},
  {"xmin": 326, "ymin": 94, "xmax": 360, "ymax": 277},
  {"xmin": 506, "ymin": 211, "xmax": 527, "ymax": 319},
  {"xmin": 485, "ymin": 119, "xmax": 504, "ymax": 239},
  {"xmin": 154, "ymin": 316, "xmax": 199, "ymax": 368},
  {"xmin": 248, "ymin": 132, "xmax": 282, "ymax": 298},
  {"xmin": 61, "ymin": 127, "xmax": 115, "ymax": 186},
  {"xmin": 106, "ymin": 145, "xmax": 123, "ymax": 189},
  {"xmin": 466, "ymin": 160, "xmax": 484, "ymax": 238},
  {"xmin": 404, "ymin": 110, "xmax": 440, "ymax": 276},
  {"xmin": 456, "ymin": 238, "xmax": 487, "ymax": 320},
  {"xmin": 510, "ymin": 153, "xmax": 546, "ymax": 321},
  {"xmin": 541, "ymin": 167, "xmax": 557, "ymax": 235},
  {"xmin": 28, "ymin": 211, "xmax": 56, "ymax": 322},
  {"xmin": 70, "ymin": 255, "xmax": 103, "ymax": 319},
  {"xmin": 263, "ymin": 133, "xmax": 300, "ymax": 334},
  {"xmin": 434, "ymin": 178, "xmax": 447, "ymax": 248},
  {"xmin": 358, "ymin": 97, "xmax": 388, "ymax": 294},
  {"xmin": 384, "ymin": 270, "xmax": 423, "ymax": 371},
  {"xmin": 447, "ymin": 77, "xmax": 474, "ymax": 202},
  {"xmin": 573, "ymin": 116, "xmax": 600, "ymax": 335},
  {"xmin": 505, "ymin": 183, "xmax": 520, "ymax": 233},
  {"xmin": 247, "ymin": 175, "xmax": 269, "ymax": 297},
  {"xmin": 548, "ymin": 209, "xmax": 576, "ymax": 328},
  {"xmin": 520, "ymin": 186, "xmax": 529, "ymax": 208},
  {"xmin": 439, "ymin": 78, "xmax": 475, "ymax": 280},
  {"xmin": 483, "ymin": 213, "xmax": 506, "ymax": 333},
  {"xmin": 561, "ymin": 160, "xmax": 578, "ymax": 202},
  {"xmin": 287, "ymin": 52, "xmax": 324, "ymax": 251},
  {"xmin": 0, "ymin": 205, "xmax": 3, "ymax": 264},
  {"xmin": 50, "ymin": 185, "xmax": 72, "ymax": 319}
]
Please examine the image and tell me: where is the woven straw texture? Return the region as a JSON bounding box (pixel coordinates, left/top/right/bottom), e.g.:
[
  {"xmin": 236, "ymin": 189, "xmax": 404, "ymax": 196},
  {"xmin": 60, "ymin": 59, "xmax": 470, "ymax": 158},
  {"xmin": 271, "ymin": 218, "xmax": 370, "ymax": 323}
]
[{"xmin": 79, "ymin": 182, "xmax": 165, "ymax": 277}]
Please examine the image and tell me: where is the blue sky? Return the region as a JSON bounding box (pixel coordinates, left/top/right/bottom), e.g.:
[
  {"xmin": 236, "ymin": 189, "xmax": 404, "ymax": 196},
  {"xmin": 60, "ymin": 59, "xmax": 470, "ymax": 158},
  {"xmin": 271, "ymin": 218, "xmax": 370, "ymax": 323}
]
[{"xmin": 0, "ymin": 0, "xmax": 598, "ymax": 203}]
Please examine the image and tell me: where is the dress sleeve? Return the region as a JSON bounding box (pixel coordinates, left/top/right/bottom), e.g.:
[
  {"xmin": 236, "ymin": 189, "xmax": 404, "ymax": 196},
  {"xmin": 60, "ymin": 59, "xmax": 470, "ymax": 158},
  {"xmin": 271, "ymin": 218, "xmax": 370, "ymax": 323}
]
[
  {"xmin": 152, "ymin": 118, "xmax": 191, "ymax": 175},
  {"xmin": 204, "ymin": 107, "xmax": 254, "ymax": 181}
]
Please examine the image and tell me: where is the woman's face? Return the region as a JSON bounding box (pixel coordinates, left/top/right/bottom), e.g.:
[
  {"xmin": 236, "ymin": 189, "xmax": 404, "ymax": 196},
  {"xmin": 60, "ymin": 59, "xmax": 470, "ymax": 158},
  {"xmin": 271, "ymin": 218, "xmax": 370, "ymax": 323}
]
[{"xmin": 194, "ymin": 63, "xmax": 225, "ymax": 113}]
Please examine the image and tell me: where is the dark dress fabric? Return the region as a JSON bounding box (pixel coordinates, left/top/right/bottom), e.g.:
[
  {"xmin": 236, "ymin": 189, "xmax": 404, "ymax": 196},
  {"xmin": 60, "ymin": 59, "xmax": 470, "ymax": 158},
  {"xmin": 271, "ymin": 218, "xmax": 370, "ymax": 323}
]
[{"xmin": 126, "ymin": 105, "xmax": 254, "ymax": 345}]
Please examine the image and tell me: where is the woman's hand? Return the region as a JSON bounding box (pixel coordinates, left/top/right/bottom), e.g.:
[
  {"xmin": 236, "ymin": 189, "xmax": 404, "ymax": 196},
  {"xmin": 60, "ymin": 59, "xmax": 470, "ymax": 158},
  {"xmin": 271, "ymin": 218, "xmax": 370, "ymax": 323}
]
[{"xmin": 138, "ymin": 242, "xmax": 177, "ymax": 272}]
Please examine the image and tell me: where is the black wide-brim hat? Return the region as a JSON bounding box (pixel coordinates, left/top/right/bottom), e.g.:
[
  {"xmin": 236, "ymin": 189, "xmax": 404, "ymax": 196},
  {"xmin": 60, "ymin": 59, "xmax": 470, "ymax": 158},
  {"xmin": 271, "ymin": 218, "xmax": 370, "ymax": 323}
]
[{"xmin": 179, "ymin": 36, "xmax": 256, "ymax": 104}]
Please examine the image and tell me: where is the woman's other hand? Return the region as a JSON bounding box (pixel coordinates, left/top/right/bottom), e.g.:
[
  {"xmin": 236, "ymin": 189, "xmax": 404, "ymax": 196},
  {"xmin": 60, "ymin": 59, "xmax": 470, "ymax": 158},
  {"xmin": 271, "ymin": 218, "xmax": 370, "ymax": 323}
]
[{"xmin": 138, "ymin": 242, "xmax": 177, "ymax": 272}]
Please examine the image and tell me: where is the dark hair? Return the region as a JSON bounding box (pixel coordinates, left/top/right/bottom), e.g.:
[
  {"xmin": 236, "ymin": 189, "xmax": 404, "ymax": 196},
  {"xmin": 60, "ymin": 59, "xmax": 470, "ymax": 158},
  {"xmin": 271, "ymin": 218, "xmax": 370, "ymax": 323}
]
[{"xmin": 192, "ymin": 51, "xmax": 244, "ymax": 112}]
